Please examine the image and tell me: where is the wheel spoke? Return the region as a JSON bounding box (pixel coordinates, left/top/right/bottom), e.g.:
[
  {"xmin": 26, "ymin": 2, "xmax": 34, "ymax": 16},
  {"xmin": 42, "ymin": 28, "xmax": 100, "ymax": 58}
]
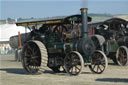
[
  {"xmin": 27, "ymin": 48, "xmax": 32, "ymax": 55},
  {"xmin": 75, "ymin": 66, "xmax": 77, "ymax": 73},
  {"xmin": 24, "ymin": 52, "xmax": 31, "ymax": 57},
  {"xmin": 33, "ymin": 50, "xmax": 38, "ymax": 56},
  {"xmin": 92, "ymin": 64, "xmax": 96, "ymax": 69},
  {"xmin": 70, "ymin": 67, "xmax": 73, "ymax": 73},
  {"xmin": 98, "ymin": 65, "xmax": 102, "ymax": 72},
  {"xmin": 75, "ymin": 65, "xmax": 80, "ymax": 72},
  {"xmin": 101, "ymin": 63, "xmax": 105, "ymax": 68},
  {"xmin": 27, "ymin": 44, "xmax": 33, "ymax": 52},
  {"xmin": 96, "ymin": 65, "xmax": 99, "ymax": 72},
  {"xmin": 32, "ymin": 45, "xmax": 38, "ymax": 55}
]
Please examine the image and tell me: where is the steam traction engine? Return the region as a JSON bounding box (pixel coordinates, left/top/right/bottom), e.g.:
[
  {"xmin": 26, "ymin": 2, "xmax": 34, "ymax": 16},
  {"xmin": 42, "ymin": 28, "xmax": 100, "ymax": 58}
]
[
  {"xmin": 15, "ymin": 8, "xmax": 108, "ymax": 75},
  {"xmin": 90, "ymin": 18, "xmax": 128, "ymax": 66}
]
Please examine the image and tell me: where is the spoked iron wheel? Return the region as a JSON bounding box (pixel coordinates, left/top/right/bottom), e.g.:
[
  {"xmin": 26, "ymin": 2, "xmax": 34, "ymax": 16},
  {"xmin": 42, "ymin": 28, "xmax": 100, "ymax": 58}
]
[
  {"xmin": 116, "ymin": 46, "xmax": 128, "ymax": 66},
  {"xmin": 89, "ymin": 50, "xmax": 108, "ymax": 74},
  {"xmin": 22, "ymin": 40, "xmax": 48, "ymax": 74},
  {"xmin": 64, "ymin": 51, "xmax": 84, "ymax": 75}
]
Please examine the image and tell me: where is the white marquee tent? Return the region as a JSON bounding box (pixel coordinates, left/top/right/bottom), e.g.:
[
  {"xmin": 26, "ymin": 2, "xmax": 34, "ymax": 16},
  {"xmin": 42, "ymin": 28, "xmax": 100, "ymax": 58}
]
[{"xmin": 0, "ymin": 24, "xmax": 29, "ymax": 41}]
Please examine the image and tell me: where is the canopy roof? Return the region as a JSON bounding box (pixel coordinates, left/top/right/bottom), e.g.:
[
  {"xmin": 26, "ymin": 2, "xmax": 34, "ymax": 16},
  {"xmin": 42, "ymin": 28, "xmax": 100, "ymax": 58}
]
[
  {"xmin": 103, "ymin": 18, "xmax": 128, "ymax": 24},
  {"xmin": 88, "ymin": 17, "xmax": 128, "ymax": 26},
  {"xmin": 16, "ymin": 15, "xmax": 92, "ymax": 26}
]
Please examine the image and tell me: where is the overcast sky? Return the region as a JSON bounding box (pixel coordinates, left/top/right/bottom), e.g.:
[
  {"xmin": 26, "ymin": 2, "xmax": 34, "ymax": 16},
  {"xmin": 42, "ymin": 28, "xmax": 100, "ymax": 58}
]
[{"xmin": 0, "ymin": 0, "xmax": 128, "ymax": 19}]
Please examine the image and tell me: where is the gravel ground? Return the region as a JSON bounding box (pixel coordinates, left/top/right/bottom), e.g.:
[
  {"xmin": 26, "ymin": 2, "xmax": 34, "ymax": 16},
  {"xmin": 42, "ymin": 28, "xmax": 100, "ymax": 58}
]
[{"xmin": 0, "ymin": 54, "xmax": 128, "ymax": 85}]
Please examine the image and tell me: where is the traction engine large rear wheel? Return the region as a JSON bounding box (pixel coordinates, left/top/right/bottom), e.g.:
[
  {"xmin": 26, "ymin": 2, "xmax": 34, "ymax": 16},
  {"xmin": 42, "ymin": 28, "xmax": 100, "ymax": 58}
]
[
  {"xmin": 64, "ymin": 51, "xmax": 84, "ymax": 75},
  {"xmin": 116, "ymin": 46, "xmax": 128, "ymax": 66},
  {"xmin": 89, "ymin": 50, "xmax": 108, "ymax": 74},
  {"xmin": 22, "ymin": 40, "xmax": 48, "ymax": 74}
]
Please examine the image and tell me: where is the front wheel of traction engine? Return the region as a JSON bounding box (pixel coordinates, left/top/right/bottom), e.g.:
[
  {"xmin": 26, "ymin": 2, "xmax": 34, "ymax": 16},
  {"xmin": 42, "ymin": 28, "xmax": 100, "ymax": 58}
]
[
  {"xmin": 89, "ymin": 50, "xmax": 108, "ymax": 74},
  {"xmin": 22, "ymin": 40, "xmax": 48, "ymax": 74},
  {"xmin": 64, "ymin": 51, "xmax": 84, "ymax": 75},
  {"xmin": 116, "ymin": 46, "xmax": 128, "ymax": 66}
]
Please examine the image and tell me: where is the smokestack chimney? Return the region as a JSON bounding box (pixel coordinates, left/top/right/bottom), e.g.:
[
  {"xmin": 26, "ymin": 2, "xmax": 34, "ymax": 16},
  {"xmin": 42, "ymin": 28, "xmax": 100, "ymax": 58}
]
[{"xmin": 80, "ymin": 8, "xmax": 88, "ymax": 38}]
